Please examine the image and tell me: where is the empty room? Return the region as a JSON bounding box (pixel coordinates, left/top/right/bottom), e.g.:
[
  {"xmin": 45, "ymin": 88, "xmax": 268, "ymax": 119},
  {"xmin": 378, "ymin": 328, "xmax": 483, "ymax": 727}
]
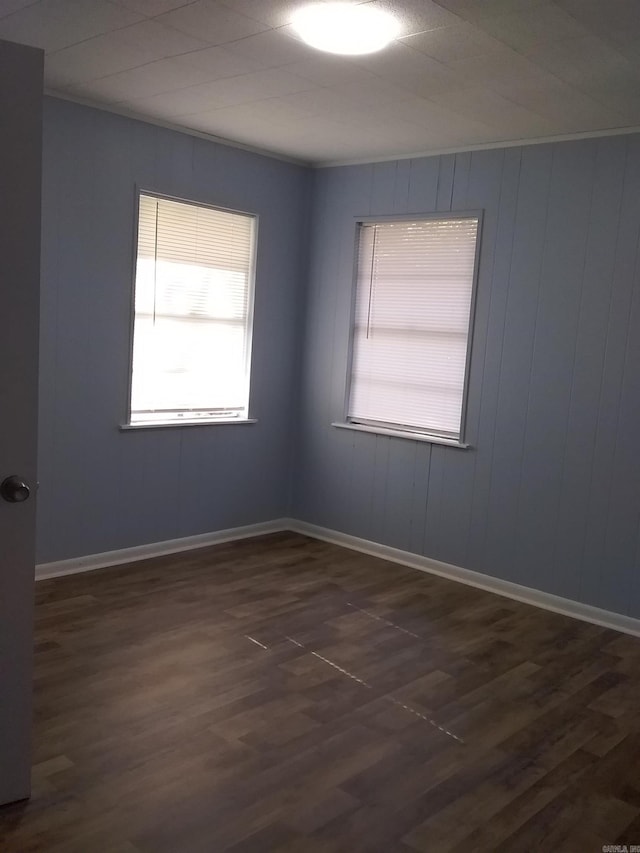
[{"xmin": 1, "ymin": 0, "xmax": 640, "ymax": 850}]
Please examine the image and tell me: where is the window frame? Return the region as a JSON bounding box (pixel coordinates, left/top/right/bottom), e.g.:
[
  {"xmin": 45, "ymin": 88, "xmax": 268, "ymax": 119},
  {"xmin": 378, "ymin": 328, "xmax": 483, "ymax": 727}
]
[
  {"xmin": 337, "ymin": 210, "xmax": 483, "ymax": 448},
  {"xmin": 122, "ymin": 187, "xmax": 259, "ymax": 430}
]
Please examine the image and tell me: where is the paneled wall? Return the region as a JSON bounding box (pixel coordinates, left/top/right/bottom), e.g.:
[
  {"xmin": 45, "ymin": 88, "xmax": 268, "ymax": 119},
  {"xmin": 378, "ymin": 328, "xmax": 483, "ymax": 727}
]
[
  {"xmin": 294, "ymin": 136, "xmax": 640, "ymax": 619},
  {"xmin": 38, "ymin": 97, "xmax": 310, "ymax": 563},
  {"xmin": 38, "ymin": 99, "xmax": 640, "ymax": 621}
]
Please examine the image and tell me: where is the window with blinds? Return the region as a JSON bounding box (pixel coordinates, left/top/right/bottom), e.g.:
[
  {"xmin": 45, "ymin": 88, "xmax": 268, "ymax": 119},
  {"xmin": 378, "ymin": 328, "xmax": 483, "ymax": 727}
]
[
  {"xmin": 347, "ymin": 214, "xmax": 480, "ymax": 442},
  {"xmin": 129, "ymin": 193, "xmax": 256, "ymax": 425}
]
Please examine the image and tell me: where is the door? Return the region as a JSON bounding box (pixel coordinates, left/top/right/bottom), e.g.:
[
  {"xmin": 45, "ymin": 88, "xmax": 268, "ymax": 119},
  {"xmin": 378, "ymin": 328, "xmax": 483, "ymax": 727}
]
[{"xmin": 0, "ymin": 38, "xmax": 43, "ymax": 806}]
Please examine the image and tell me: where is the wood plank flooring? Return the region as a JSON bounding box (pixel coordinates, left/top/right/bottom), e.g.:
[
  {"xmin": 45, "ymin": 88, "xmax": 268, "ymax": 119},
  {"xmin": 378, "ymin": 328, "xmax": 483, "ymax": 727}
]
[{"xmin": 1, "ymin": 531, "xmax": 640, "ymax": 852}]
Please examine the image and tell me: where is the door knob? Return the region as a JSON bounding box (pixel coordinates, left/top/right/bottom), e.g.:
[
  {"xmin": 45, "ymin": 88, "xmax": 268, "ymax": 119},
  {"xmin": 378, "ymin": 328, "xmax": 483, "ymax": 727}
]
[{"xmin": 1, "ymin": 476, "xmax": 31, "ymax": 503}]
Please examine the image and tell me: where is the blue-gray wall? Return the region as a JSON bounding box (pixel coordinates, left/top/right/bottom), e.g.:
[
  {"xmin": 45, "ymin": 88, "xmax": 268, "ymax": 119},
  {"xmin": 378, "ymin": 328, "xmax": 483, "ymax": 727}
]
[
  {"xmin": 38, "ymin": 97, "xmax": 310, "ymax": 563},
  {"xmin": 38, "ymin": 98, "xmax": 640, "ymax": 621},
  {"xmin": 293, "ymin": 136, "xmax": 640, "ymax": 620}
]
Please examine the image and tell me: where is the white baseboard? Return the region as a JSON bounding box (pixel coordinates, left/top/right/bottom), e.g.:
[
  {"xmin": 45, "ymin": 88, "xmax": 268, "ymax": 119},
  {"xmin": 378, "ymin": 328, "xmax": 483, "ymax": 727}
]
[
  {"xmin": 35, "ymin": 519, "xmax": 289, "ymax": 581},
  {"xmin": 287, "ymin": 519, "xmax": 640, "ymax": 639},
  {"xmin": 36, "ymin": 516, "xmax": 640, "ymax": 639}
]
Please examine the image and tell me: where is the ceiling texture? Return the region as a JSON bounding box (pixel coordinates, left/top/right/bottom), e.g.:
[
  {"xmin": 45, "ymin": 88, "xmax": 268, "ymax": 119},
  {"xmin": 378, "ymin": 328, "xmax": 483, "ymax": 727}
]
[{"xmin": 2, "ymin": 0, "xmax": 640, "ymax": 164}]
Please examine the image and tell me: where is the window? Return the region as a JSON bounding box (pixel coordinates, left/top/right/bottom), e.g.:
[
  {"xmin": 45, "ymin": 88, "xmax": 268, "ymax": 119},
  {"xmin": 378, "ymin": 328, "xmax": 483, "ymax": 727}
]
[
  {"xmin": 344, "ymin": 214, "xmax": 480, "ymax": 444},
  {"xmin": 128, "ymin": 192, "xmax": 257, "ymax": 426}
]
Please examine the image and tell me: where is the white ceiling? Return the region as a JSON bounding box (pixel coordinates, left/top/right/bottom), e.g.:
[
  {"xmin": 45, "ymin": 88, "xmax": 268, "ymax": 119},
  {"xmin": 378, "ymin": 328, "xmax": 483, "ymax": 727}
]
[{"xmin": 2, "ymin": 0, "xmax": 640, "ymax": 164}]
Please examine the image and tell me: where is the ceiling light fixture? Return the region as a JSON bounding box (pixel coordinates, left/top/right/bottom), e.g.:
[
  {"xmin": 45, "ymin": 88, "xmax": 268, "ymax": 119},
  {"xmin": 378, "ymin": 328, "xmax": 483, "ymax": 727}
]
[{"xmin": 291, "ymin": 3, "xmax": 401, "ymax": 56}]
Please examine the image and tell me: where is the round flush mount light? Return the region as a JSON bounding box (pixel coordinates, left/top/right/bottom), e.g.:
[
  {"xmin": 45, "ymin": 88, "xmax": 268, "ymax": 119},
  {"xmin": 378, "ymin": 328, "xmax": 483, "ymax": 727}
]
[{"xmin": 291, "ymin": 3, "xmax": 401, "ymax": 56}]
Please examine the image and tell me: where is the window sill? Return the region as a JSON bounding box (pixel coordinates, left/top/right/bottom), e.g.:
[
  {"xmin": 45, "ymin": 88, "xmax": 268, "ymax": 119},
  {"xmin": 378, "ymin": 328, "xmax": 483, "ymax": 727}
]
[
  {"xmin": 120, "ymin": 418, "xmax": 258, "ymax": 431},
  {"xmin": 332, "ymin": 421, "xmax": 470, "ymax": 449}
]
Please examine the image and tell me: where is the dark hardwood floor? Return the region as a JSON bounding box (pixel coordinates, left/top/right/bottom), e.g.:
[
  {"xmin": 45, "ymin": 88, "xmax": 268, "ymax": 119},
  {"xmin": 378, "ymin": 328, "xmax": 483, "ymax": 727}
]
[{"xmin": 1, "ymin": 531, "xmax": 640, "ymax": 852}]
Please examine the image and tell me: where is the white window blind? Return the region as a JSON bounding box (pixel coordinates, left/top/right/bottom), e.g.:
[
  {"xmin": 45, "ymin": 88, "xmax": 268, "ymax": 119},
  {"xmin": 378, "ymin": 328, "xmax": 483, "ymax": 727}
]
[
  {"xmin": 348, "ymin": 216, "xmax": 479, "ymax": 440},
  {"xmin": 129, "ymin": 193, "xmax": 256, "ymax": 425}
]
